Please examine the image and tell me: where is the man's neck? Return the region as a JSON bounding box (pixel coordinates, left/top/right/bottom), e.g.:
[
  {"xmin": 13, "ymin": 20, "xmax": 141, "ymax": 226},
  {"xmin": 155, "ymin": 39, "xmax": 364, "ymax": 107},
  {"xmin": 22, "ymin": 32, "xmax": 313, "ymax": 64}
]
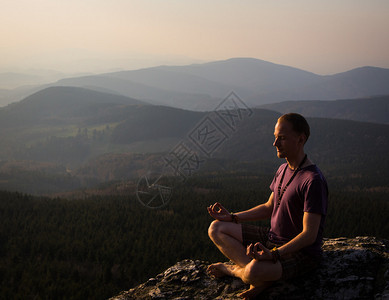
[{"xmin": 286, "ymin": 152, "xmax": 306, "ymax": 170}]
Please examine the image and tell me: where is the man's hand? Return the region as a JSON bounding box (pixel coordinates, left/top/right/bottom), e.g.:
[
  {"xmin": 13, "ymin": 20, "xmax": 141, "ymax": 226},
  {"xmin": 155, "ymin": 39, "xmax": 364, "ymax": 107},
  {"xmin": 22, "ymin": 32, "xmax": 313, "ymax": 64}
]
[
  {"xmin": 246, "ymin": 242, "xmax": 272, "ymax": 261},
  {"xmin": 207, "ymin": 202, "xmax": 232, "ymax": 222}
]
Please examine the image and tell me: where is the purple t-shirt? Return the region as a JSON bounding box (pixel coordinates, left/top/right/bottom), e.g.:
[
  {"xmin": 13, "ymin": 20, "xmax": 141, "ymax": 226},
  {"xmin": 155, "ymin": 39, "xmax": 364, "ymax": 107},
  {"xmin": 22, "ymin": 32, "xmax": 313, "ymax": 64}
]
[{"xmin": 269, "ymin": 163, "xmax": 328, "ymax": 257}]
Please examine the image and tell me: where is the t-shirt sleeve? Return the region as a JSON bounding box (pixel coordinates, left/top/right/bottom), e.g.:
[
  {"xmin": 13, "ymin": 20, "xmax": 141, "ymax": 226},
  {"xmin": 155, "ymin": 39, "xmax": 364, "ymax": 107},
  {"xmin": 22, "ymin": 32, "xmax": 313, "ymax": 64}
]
[
  {"xmin": 270, "ymin": 176, "xmax": 276, "ymax": 192},
  {"xmin": 270, "ymin": 165, "xmax": 284, "ymax": 192},
  {"xmin": 303, "ymin": 176, "xmax": 328, "ymax": 215}
]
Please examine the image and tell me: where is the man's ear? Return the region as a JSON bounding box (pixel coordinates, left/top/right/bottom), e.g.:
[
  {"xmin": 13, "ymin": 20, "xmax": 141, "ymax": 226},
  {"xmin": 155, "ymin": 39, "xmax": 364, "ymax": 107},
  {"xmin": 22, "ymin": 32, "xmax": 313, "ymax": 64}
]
[{"xmin": 299, "ymin": 134, "xmax": 307, "ymax": 145}]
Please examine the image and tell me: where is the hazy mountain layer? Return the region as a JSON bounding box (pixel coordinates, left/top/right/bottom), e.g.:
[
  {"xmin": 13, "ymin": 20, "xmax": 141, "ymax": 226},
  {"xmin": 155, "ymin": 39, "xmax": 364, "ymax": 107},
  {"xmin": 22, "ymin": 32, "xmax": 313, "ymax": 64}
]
[
  {"xmin": 52, "ymin": 58, "xmax": 389, "ymax": 110},
  {"xmin": 260, "ymin": 95, "xmax": 389, "ymax": 124},
  {"xmin": 2, "ymin": 58, "xmax": 389, "ymax": 111}
]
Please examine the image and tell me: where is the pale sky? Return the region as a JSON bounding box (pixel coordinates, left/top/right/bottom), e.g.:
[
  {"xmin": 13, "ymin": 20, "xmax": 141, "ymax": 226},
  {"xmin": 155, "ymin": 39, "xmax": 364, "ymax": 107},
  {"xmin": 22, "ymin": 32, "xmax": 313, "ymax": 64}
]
[{"xmin": 1, "ymin": 0, "xmax": 389, "ymax": 75}]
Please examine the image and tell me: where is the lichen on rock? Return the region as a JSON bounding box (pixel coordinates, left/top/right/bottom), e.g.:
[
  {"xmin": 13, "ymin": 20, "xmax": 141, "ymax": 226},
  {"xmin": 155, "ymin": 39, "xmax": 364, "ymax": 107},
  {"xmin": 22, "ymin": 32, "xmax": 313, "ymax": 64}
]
[{"xmin": 110, "ymin": 237, "xmax": 389, "ymax": 299}]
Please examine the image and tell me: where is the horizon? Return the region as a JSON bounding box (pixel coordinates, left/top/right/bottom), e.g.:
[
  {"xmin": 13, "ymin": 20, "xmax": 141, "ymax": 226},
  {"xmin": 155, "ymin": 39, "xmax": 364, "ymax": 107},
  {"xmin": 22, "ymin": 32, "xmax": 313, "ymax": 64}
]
[
  {"xmin": 1, "ymin": 56, "xmax": 388, "ymax": 91},
  {"xmin": 3, "ymin": 56, "xmax": 389, "ymax": 75},
  {"xmin": 1, "ymin": 0, "xmax": 389, "ymax": 77}
]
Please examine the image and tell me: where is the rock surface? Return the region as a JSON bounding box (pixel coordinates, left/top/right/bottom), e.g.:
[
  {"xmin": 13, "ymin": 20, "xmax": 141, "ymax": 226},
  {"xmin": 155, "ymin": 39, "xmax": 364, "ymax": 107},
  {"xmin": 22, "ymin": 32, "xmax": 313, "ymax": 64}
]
[{"xmin": 110, "ymin": 237, "xmax": 389, "ymax": 299}]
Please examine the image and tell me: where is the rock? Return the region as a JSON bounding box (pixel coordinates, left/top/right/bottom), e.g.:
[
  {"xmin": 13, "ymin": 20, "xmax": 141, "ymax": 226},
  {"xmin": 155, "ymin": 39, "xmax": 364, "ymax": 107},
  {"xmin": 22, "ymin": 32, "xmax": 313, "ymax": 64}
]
[{"xmin": 109, "ymin": 237, "xmax": 389, "ymax": 300}]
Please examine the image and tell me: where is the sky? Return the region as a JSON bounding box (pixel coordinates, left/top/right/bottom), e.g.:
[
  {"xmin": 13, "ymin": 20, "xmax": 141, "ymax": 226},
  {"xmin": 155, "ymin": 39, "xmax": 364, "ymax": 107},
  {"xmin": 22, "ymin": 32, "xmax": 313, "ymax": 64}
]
[{"xmin": 1, "ymin": 0, "xmax": 389, "ymax": 75}]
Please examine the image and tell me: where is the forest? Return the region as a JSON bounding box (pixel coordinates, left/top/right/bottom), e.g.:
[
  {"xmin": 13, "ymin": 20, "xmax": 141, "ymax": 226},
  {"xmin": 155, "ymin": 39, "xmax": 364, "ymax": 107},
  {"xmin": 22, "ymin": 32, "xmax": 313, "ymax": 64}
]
[{"xmin": 0, "ymin": 172, "xmax": 388, "ymax": 299}]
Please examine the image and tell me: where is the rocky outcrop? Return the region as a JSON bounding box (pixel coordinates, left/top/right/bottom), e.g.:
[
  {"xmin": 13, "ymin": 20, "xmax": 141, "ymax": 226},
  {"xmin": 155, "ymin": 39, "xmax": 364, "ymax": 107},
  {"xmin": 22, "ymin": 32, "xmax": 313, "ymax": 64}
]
[{"xmin": 110, "ymin": 237, "xmax": 389, "ymax": 299}]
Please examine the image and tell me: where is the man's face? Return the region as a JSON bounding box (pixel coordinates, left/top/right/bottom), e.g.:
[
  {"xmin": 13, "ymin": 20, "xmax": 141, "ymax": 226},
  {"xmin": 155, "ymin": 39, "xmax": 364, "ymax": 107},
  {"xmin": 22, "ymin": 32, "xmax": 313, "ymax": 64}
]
[{"xmin": 273, "ymin": 120, "xmax": 303, "ymax": 159}]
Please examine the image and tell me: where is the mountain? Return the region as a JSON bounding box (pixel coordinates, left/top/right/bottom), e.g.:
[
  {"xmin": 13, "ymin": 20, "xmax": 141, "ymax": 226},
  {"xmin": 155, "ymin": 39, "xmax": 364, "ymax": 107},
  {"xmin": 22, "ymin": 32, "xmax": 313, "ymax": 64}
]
[
  {"xmin": 0, "ymin": 84, "xmax": 388, "ymax": 194},
  {"xmin": 0, "ymin": 70, "xmax": 92, "ymax": 107},
  {"xmin": 110, "ymin": 105, "xmax": 203, "ymax": 144},
  {"xmin": 56, "ymin": 73, "xmax": 223, "ymax": 111},
  {"xmin": 50, "ymin": 58, "xmax": 389, "ymax": 110},
  {"xmin": 0, "ymin": 87, "xmax": 204, "ymax": 171},
  {"xmin": 258, "ymin": 66, "xmax": 389, "ymax": 103},
  {"xmin": 0, "ymin": 86, "xmax": 145, "ymax": 127},
  {"xmin": 259, "ymin": 95, "xmax": 389, "ymax": 124},
  {"xmin": 52, "ymin": 58, "xmax": 320, "ymax": 109},
  {"xmin": 0, "ymin": 86, "xmax": 153, "ymax": 170},
  {"xmin": 0, "ymin": 85, "xmax": 46, "ymax": 107},
  {"xmin": 1, "ymin": 90, "xmax": 388, "ymax": 195},
  {"xmin": 104, "ymin": 58, "xmax": 320, "ymax": 101},
  {"xmin": 2, "ymin": 58, "xmax": 389, "ymax": 110},
  {"xmin": 1, "ymin": 88, "xmax": 388, "ymax": 169}
]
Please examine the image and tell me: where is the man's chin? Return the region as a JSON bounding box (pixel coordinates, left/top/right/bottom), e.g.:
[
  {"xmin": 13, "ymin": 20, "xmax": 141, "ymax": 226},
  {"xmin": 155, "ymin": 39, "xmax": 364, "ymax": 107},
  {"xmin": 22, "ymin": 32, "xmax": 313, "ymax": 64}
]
[{"xmin": 276, "ymin": 151, "xmax": 286, "ymax": 158}]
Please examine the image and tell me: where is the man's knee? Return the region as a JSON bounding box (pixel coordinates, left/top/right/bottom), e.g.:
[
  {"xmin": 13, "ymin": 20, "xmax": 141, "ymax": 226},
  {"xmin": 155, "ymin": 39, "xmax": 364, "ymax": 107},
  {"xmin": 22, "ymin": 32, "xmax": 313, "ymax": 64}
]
[
  {"xmin": 208, "ymin": 220, "xmax": 222, "ymax": 240},
  {"xmin": 242, "ymin": 263, "xmax": 265, "ymax": 284},
  {"xmin": 208, "ymin": 220, "xmax": 243, "ymax": 243},
  {"xmin": 242, "ymin": 261, "xmax": 282, "ymax": 285}
]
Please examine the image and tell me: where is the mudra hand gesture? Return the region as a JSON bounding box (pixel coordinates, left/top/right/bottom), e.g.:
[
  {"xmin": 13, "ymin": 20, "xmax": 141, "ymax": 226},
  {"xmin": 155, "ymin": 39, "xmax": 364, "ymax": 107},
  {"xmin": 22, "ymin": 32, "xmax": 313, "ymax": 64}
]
[
  {"xmin": 207, "ymin": 202, "xmax": 233, "ymax": 222},
  {"xmin": 247, "ymin": 242, "xmax": 273, "ymax": 261}
]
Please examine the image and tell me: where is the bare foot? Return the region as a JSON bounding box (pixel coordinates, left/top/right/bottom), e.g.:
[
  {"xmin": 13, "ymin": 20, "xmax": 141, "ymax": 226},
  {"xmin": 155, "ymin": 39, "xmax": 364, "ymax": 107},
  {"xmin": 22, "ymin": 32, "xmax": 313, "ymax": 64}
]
[
  {"xmin": 238, "ymin": 283, "xmax": 271, "ymax": 299},
  {"xmin": 207, "ymin": 262, "xmax": 235, "ymax": 278}
]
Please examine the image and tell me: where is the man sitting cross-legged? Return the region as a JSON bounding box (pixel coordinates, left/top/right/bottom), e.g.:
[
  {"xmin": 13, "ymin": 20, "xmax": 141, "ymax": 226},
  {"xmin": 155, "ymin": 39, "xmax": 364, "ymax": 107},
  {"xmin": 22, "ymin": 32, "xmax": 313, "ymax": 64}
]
[{"xmin": 207, "ymin": 113, "xmax": 328, "ymax": 299}]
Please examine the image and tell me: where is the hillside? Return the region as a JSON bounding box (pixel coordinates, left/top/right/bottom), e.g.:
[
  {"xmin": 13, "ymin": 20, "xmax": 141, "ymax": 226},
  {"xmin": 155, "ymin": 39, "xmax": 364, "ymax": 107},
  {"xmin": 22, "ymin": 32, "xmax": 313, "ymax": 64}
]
[
  {"xmin": 0, "ymin": 86, "xmax": 388, "ymax": 195},
  {"xmin": 260, "ymin": 95, "xmax": 389, "ymax": 124},
  {"xmin": 0, "ymin": 86, "xmax": 145, "ymax": 128},
  {"xmin": 56, "ymin": 73, "xmax": 222, "ymax": 111},
  {"xmin": 110, "ymin": 105, "xmax": 203, "ymax": 144},
  {"xmin": 0, "ymin": 89, "xmax": 205, "ymax": 193}
]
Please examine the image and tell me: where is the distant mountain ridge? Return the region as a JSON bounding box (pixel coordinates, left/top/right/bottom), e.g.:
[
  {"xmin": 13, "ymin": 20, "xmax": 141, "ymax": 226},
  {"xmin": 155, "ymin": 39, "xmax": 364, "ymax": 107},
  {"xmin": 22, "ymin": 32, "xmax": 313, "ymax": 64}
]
[
  {"xmin": 52, "ymin": 58, "xmax": 389, "ymax": 110},
  {"xmin": 105, "ymin": 58, "xmax": 319, "ymax": 100},
  {"xmin": 260, "ymin": 95, "xmax": 389, "ymax": 124},
  {"xmin": 2, "ymin": 58, "xmax": 389, "ymax": 111}
]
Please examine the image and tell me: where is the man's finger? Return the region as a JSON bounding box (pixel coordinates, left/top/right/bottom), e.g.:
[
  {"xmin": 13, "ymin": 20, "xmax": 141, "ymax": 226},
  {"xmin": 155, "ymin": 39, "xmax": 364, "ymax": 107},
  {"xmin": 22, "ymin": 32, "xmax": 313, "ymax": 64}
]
[
  {"xmin": 212, "ymin": 203, "xmax": 220, "ymax": 211},
  {"xmin": 246, "ymin": 244, "xmax": 252, "ymax": 256},
  {"xmin": 254, "ymin": 242, "xmax": 267, "ymax": 252},
  {"xmin": 215, "ymin": 203, "xmax": 223, "ymax": 212}
]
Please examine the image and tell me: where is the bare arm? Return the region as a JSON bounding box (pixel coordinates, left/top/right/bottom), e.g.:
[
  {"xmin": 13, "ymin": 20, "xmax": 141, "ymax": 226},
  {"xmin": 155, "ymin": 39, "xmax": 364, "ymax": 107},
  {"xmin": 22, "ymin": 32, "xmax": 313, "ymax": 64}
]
[
  {"xmin": 234, "ymin": 192, "xmax": 274, "ymax": 222},
  {"xmin": 207, "ymin": 192, "xmax": 274, "ymax": 222},
  {"xmin": 278, "ymin": 212, "xmax": 322, "ymax": 256},
  {"xmin": 246, "ymin": 211, "xmax": 322, "ymax": 262}
]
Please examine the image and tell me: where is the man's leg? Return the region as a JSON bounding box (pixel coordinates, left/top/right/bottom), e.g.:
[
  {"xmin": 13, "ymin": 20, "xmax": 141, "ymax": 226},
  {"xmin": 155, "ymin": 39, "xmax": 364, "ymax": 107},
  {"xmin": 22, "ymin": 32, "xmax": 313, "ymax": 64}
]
[
  {"xmin": 208, "ymin": 220, "xmax": 282, "ymax": 298},
  {"xmin": 232, "ymin": 258, "xmax": 282, "ymax": 299},
  {"xmin": 239, "ymin": 259, "xmax": 282, "ymax": 285},
  {"xmin": 207, "ymin": 220, "xmax": 251, "ymax": 267}
]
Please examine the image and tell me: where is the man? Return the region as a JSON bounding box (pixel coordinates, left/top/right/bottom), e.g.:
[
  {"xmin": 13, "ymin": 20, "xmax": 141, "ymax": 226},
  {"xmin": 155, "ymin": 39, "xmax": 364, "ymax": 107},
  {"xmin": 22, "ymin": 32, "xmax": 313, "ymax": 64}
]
[{"xmin": 207, "ymin": 113, "xmax": 328, "ymax": 299}]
